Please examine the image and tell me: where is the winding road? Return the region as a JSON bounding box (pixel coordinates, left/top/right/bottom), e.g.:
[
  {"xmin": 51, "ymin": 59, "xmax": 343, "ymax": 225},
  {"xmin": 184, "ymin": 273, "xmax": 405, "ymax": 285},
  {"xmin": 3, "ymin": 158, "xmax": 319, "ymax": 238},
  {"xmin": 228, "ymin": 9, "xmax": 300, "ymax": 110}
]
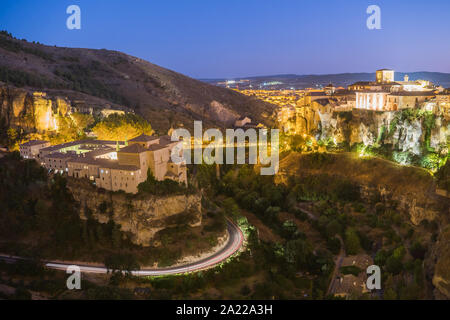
[{"xmin": 0, "ymin": 220, "xmax": 244, "ymax": 276}]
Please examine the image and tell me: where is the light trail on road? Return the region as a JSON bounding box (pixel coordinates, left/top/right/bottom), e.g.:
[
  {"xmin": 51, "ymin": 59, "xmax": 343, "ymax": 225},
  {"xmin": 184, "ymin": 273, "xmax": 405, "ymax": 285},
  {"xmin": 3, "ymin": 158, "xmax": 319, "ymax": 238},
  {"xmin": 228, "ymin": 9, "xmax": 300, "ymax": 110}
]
[{"xmin": 0, "ymin": 220, "xmax": 244, "ymax": 276}]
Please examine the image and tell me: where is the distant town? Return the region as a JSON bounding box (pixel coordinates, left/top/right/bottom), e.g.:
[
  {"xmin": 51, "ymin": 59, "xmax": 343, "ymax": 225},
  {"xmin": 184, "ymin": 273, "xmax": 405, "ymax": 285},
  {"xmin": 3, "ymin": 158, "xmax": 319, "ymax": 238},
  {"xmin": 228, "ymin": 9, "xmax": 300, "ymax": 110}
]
[{"xmin": 235, "ymin": 69, "xmax": 449, "ymax": 135}]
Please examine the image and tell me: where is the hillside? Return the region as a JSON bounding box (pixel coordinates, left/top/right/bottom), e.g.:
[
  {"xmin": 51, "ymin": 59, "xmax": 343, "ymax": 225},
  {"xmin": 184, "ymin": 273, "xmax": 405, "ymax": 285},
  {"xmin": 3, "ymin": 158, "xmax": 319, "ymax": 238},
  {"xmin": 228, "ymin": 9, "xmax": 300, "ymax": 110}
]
[{"xmin": 0, "ymin": 31, "xmax": 276, "ymax": 133}]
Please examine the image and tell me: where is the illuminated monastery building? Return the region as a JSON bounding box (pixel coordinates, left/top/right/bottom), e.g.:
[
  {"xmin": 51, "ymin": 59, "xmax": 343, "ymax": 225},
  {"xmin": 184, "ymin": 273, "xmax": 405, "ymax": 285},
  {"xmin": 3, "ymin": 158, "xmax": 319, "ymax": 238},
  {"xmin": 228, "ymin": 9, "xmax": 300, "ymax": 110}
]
[{"xmin": 20, "ymin": 134, "xmax": 187, "ymax": 194}]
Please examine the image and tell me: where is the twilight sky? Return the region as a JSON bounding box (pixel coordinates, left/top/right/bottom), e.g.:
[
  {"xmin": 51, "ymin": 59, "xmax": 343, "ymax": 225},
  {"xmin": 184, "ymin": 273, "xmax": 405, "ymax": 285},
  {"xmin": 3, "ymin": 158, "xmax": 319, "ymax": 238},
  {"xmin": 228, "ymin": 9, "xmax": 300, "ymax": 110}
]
[{"xmin": 1, "ymin": 0, "xmax": 449, "ymax": 78}]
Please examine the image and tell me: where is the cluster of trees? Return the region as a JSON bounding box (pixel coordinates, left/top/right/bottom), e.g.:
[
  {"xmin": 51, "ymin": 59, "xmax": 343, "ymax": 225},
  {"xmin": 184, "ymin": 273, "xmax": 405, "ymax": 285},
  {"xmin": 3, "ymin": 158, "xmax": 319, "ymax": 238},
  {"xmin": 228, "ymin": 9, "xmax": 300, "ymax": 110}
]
[
  {"xmin": 92, "ymin": 113, "xmax": 153, "ymax": 140},
  {"xmin": 53, "ymin": 63, "xmax": 131, "ymax": 106},
  {"xmin": 0, "ymin": 65, "xmax": 60, "ymax": 89},
  {"xmin": 0, "ymin": 31, "xmax": 54, "ymax": 61},
  {"xmin": 374, "ymin": 244, "xmax": 426, "ymax": 299},
  {"xmin": 0, "ymin": 117, "xmax": 23, "ymax": 148},
  {"xmin": 205, "ymin": 164, "xmax": 334, "ymax": 297},
  {"xmin": 50, "ymin": 112, "xmax": 95, "ymax": 143},
  {"xmin": 195, "ymin": 153, "xmax": 435, "ymax": 299},
  {"xmin": 137, "ymin": 169, "xmax": 188, "ymax": 196},
  {"xmin": 289, "ymin": 173, "xmax": 360, "ymax": 202}
]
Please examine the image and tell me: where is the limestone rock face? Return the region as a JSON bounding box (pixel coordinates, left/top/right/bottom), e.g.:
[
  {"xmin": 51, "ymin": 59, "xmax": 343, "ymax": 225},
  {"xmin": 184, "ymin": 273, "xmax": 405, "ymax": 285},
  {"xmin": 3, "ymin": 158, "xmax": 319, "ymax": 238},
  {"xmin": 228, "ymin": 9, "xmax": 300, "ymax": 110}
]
[
  {"xmin": 430, "ymin": 117, "xmax": 449, "ymax": 152},
  {"xmin": 302, "ymin": 107, "xmax": 449, "ymax": 156},
  {"xmin": 392, "ymin": 118, "xmax": 423, "ymax": 155},
  {"xmin": 11, "ymin": 90, "xmax": 27, "ymax": 118},
  {"xmin": 295, "ymin": 106, "xmax": 320, "ymax": 135},
  {"xmin": 32, "ymin": 92, "xmax": 55, "ymax": 132},
  {"xmin": 68, "ymin": 181, "xmax": 202, "ymax": 247},
  {"xmin": 0, "ymin": 86, "xmax": 71, "ymax": 133}
]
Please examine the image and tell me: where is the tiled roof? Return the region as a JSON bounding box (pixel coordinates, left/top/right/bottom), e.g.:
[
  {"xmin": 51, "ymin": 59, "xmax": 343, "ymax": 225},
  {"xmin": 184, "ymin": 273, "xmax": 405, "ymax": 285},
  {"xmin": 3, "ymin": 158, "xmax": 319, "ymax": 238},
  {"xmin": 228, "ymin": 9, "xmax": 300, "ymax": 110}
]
[
  {"xmin": 118, "ymin": 144, "xmax": 148, "ymax": 153},
  {"xmin": 20, "ymin": 140, "xmax": 49, "ymax": 147},
  {"xmin": 147, "ymin": 144, "xmax": 168, "ymax": 151},
  {"xmin": 45, "ymin": 152, "xmax": 75, "ymax": 159}
]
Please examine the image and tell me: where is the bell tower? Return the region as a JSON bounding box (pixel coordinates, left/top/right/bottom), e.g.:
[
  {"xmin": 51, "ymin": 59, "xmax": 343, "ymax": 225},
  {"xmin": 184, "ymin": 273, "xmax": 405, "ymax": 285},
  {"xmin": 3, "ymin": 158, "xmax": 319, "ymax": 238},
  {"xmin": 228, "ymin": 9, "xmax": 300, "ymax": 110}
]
[{"xmin": 376, "ymin": 69, "xmax": 394, "ymax": 84}]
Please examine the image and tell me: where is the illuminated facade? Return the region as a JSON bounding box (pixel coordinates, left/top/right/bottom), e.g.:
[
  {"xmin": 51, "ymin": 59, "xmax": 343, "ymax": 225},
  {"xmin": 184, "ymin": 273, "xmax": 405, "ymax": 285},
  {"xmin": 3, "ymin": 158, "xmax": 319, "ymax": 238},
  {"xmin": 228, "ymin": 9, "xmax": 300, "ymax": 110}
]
[
  {"xmin": 355, "ymin": 91, "xmax": 389, "ymax": 110},
  {"xmin": 353, "ymin": 69, "xmax": 436, "ymax": 111},
  {"xmin": 19, "ymin": 134, "xmax": 187, "ymax": 194},
  {"xmin": 19, "ymin": 140, "xmax": 51, "ymax": 159}
]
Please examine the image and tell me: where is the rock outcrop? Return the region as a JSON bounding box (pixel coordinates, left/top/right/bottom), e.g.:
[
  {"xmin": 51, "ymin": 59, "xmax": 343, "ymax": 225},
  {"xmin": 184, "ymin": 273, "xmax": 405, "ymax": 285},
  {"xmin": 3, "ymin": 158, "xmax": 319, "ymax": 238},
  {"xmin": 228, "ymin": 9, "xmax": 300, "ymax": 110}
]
[
  {"xmin": 67, "ymin": 180, "xmax": 202, "ymax": 247},
  {"xmin": 0, "ymin": 84, "xmax": 129, "ymax": 134},
  {"xmin": 276, "ymin": 152, "xmax": 448, "ymax": 226},
  {"xmin": 295, "ymin": 105, "xmax": 449, "ymax": 157},
  {"xmin": 0, "ymin": 86, "xmax": 60, "ymax": 132}
]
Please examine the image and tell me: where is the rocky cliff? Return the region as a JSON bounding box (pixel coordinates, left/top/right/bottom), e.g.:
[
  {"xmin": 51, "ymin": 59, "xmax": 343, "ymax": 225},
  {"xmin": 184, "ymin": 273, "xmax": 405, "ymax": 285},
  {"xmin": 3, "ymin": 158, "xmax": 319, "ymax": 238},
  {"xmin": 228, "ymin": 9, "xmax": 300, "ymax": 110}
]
[
  {"xmin": 0, "ymin": 86, "xmax": 61, "ymax": 132},
  {"xmin": 67, "ymin": 179, "xmax": 202, "ymax": 247},
  {"xmin": 276, "ymin": 152, "xmax": 448, "ymax": 226},
  {"xmin": 0, "ymin": 84, "xmax": 131, "ymax": 136},
  {"xmin": 315, "ymin": 109, "xmax": 449, "ymax": 157}
]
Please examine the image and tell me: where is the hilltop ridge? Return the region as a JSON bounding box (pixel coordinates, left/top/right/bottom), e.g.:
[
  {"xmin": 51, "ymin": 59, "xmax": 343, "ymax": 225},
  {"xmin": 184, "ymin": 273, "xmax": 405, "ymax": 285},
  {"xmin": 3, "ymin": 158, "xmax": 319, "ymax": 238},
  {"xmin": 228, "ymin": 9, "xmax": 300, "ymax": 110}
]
[{"xmin": 0, "ymin": 31, "xmax": 276, "ymax": 133}]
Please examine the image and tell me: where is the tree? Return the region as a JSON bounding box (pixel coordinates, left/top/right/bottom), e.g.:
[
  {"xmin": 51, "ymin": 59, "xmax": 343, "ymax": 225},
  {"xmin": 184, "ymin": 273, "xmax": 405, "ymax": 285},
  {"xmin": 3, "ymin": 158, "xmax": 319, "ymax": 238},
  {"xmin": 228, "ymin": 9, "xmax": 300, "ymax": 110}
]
[
  {"xmin": 7, "ymin": 127, "xmax": 18, "ymax": 145},
  {"xmin": 392, "ymin": 246, "xmax": 406, "ymax": 260},
  {"xmin": 345, "ymin": 228, "xmax": 361, "ymax": 255},
  {"xmin": 410, "ymin": 241, "xmax": 427, "ymax": 260},
  {"xmin": 282, "ymin": 220, "xmax": 298, "ymax": 239},
  {"xmin": 92, "ymin": 113, "xmax": 153, "ymax": 140},
  {"xmin": 326, "ymin": 219, "xmax": 342, "ymax": 238},
  {"xmin": 112, "ymin": 224, "xmax": 122, "ymax": 248},
  {"xmin": 70, "ymin": 112, "xmax": 94, "ymax": 134},
  {"xmin": 385, "ymin": 255, "xmax": 403, "ymax": 275},
  {"xmin": 223, "ymin": 198, "xmax": 240, "ymax": 217},
  {"xmin": 374, "ymin": 249, "xmax": 389, "ymax": 266},
  {"xmin": 284, "ymin": 239, "xmax": 313, "ymax": 269}
]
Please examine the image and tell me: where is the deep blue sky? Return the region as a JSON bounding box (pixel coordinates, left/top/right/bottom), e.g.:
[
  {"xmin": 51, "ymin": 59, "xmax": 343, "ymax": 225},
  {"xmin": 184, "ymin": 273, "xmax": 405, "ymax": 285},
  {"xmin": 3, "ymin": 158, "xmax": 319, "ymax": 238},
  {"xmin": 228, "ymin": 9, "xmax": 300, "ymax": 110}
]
[{"xmin": 1, "ymin": 0, "xmax": 449, "ymax": 78}]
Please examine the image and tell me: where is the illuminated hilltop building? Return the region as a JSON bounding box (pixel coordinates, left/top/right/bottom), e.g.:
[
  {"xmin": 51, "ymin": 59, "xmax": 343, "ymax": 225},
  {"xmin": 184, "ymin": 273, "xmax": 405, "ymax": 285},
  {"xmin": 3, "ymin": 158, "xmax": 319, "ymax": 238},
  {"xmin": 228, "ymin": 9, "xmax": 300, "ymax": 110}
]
[
  {"xmin": 354, "ymin": 69, "xmax": 435, "ymax": 111},
  {"xmin": 19, "ymin": 134, "xmax": 187, "ymax": 194}
]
